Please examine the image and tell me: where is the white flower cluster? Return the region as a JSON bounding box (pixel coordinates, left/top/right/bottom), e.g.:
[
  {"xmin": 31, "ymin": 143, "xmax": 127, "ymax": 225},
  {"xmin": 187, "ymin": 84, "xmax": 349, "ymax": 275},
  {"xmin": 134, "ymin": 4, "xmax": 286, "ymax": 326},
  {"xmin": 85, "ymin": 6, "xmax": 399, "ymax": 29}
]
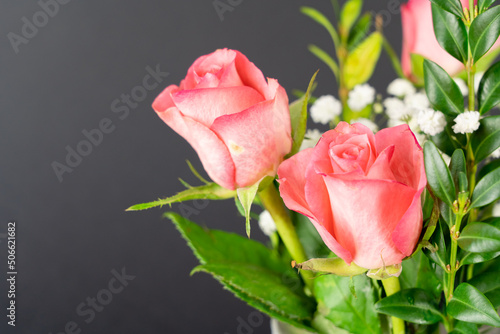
[
  {"xmin": 310, "ymin": 95, "xmax": 342, "ymax": 125},
  {"xmin": 351, "ymin": 118, "xmax": 379, "ymax": 132},
  {"xmin": 383, "ymin": 79, "xmax": 447, "ymax": 142},
  {"xmin": 347, "ymin": 84, "xmax": 376, "ymax": 111},
  {"xmin": 452, "ymin": 111, "xmax": 481, "ymax": 134},
  {"xmin": 258, "ymin": 210, "xmax": 277, "ymax": 237},
  {"xmin": 300, "ymin": 129, "xmax": 323, "ymax": 151}
]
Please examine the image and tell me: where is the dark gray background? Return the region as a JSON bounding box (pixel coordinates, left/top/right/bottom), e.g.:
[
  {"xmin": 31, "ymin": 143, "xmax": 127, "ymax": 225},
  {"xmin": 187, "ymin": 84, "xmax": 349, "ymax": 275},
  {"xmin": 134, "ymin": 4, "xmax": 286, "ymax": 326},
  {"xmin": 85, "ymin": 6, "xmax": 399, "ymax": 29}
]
[{"xmin": 0, "ymin": 1, "xmax": 402, "ymax": 333}]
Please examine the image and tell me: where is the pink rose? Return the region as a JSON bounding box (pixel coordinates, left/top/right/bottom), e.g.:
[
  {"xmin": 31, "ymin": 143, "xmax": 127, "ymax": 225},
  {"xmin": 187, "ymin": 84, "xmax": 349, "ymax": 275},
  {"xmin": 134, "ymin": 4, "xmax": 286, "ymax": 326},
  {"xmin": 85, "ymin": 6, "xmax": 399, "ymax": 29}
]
[
  {"xmin": 401, "ymin": 0, "xmax": 500, "ymax": 77},
  {"xmin": 278, "ymin": 123, "xmax": 426, "ymax": 269},
  {"xmin": 153, "ymin": 49, "xmax": 292, "ymax": 190}
]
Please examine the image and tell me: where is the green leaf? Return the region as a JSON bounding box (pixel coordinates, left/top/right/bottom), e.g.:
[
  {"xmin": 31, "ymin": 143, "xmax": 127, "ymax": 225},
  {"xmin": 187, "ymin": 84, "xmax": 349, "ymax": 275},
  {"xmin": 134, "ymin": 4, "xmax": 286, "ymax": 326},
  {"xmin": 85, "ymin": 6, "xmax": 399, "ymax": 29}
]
[
  {"xmin": 340, "ymin": 0, "xmax": 362, "ymax": 39},
  {"xmin": 307, "ymin": 44, "xmax": 339, "ymax": 80},
  {"xmin": 449, "ymin": 149, "xmax": 467, "ymax": 192},
  {"xmin": 470, "ymin": 5, "xmax": 500, "ymax": 62},
  {"xmin": 344, "ymin": 32, "xmax": 383, "ymax": 89},
  {"xmin": 471, "ymin": 116, "xmax": 500, "ymax": 162},
  {"xmin": 423, "ymin": 219, "xmax": 450, "ymax": 270},
  {"xmin": 400, "ymin": 251, "xmax": 443, "ymax": 298},
  {"xmin": 424, "ymin": 141, "xmax": 457, "ymax": 207},
  {"xmin": 431, "ymin": 120, "xmax": 467, "ymax": 156},
  {"xmin": 301, "ymin": 6, "xmax": 340, "ymax": 48},
  {"xmin": 126, "ymin": 183, "xmax": 235, "ymax": 211},
  {"xmin": 374, "ymin": 288, "xmax": 444, "ymax": 324},
  {"xmin": 458, "ymin": 222, "xmax": 500, "ymax": 252},
  {"xmin": 411, "ymin": 53, "xmax": 426, "ymax": 83},
  {"xmin": 447, "ymin": 282, "xmax": 500, "ymax": 326},
  {"xmin": 431, "ymin": 4, "xmax": 468, "ymax": 63},
  {"xmin": 479, "ymin": 0, "xmax": 498, "ymax": 12},
  {"xmin": 429, "ymin": 0, "xmax": 464, "ymax": 17},
  {"xmin": 449, "ymin": 321, "xmax": 479, "ymax": 334},
  {"xmin": 471, "ymin": 166, "xmax": 500, "ymax": 208},
  {"xmin": 288, "ymin": 71, "xmax": 318, "ymax": 157},
  {"xmin": 236, "ymin": 182, "xmax": 260, "ymax": 237},
  {"xmin": 440, "ymin": 201, "xmax": 456, "ymax": 227},
  {"xmin": 468, "ymin": 269, "xmax": 500, "ymax": 308},
  {"xmin": 423, "ymin": 59, "xmax": 464, "ymax": 116},
  {"xmin": 165, "ymin": 212, "xmax": 316, "ymax": 329},
  {"xmin": 314, "ymin": 274, "xmax": 381, "ymax": 334},
  {"xmin": 348, "ymin": 12, "xmax": 372, "ymax": 51},
  {"xmin": 478, "ymin": 158, "xmax": 500, "ymax": 181},
  {"xmin": 382, "ymin": 36, "xmax": 405, "ymax": 79},
  {"xmin": 478, "ymin": 62, "xmax": 500, "ymax": 114},
  {"xmin": 459, "ymin": 249, "xmax": 500, "ymax": 265}
]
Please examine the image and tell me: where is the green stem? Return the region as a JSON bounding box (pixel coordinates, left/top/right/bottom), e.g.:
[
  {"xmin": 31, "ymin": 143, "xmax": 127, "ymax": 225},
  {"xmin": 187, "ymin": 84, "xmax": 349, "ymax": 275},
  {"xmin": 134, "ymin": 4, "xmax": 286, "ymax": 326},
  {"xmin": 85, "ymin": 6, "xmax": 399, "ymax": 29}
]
[
  {"xmin": 258, "ymin": 184, "xmax": 314, "ymax": 291},
  {"xmin": 447, "ymin": 212, "xmax": 465, "ymax": 303},
  {"xmin": 381, "ymin": 277, "xmax": 405, "ymax": 334}
]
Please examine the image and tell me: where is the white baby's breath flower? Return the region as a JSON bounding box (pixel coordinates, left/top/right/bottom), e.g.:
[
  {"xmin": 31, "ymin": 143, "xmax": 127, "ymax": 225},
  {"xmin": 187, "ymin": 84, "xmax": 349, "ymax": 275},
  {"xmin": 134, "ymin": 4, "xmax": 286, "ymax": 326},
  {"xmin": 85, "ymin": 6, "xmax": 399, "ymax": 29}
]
[
  {"xmin": 454, "ymin": 78, "xmax": 469, "ymax": 97},
  {"xmin": 383, "ymin": 97, "xmax": 409, "ymax": 120},
  {"xmin": 491, "ymin": 147, "xmax": 500, "ymax": 159},
  {"xmin": 387, "ymin": 78, "xmax": 416, "ymax": 97},
  {"xmin": 404, "ymin": 91, "xmax": 430, "ymax": 112},
  {"xmin": 300, "ymin": 129, "xmax": 322, "ymax": 151},
  {"xmin": 452, "ymin": 111, "xmax": 481, "ymax": 134},
  {"xmin": 310, "ymin": 95, "xmax": 342, "ymax": 125},
  {"xmin": 475, "ymin": 72, "xmax": 484, "ymax": 93},
  {"xmin": 416, "ymin": 109, "xmax": 447, "ymax": 136},
  {"xmin": 347, "ymin": 84, "xmax": 376, "ymax": 111},
  {"xmin": 388, "ymin": 118, "xmax": 406, "ymax": 128},
  {"xmin": 351, "ymin": 118, "xmax": 378, "ymax": 132},
  {"xmin": 258, "ymin": 210, "xmax": 277, "ymax": 237},
  {"xmin": 493, "ymin": 201, "xmax": 500, "ymax": 217}
]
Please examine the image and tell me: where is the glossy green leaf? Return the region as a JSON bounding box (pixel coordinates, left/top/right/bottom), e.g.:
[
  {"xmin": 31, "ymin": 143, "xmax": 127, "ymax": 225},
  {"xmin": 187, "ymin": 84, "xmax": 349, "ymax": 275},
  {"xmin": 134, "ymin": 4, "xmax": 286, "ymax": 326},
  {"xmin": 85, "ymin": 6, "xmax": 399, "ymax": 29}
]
[
  {"xmin": 165, "ymin": 212, "xmax": 316, "ymax": 330},
  {"xmin": 374, "ymin": 288, "xmax": 444, "ymax": 324},
  {"xmin": 478, "ymin": 158, "xmax": 500, "ymax": 180},
  {"xmin": 431, "ymin": 121, "xmax": 467, "ymax": 157},
  {"xmin": 424, "ymin": 141, "xmax": 457, "ymax": 206},
  {"xmin": 301, "ymin": 6, "xmax": 340, "ymax": 48},
  {"xmin": 471, "ymin": 116, "xmax": 500, "ymax": 162},
  {"xmin": 293, "ymin": 212, "xmax": 331, "ymax": 259},
  {"xmin": 479, "ymin": 0, "xmax": 498, "ymax": 12},
  {"xmin": 478, "ymin": 62, "xmax": 500, "ymax": 114},
  {"xmin": 471, "ymin": 166, "xmax": 500, "ymax": 207},
  {"xmin": 459, "ymin": 249, "xmax": 500, "ymax": 265},
  {"xmin": 344, "ymin": 32, "xmax": 383, "ymax": 89},
  {"xmin": 470, "ymin": 5, "xmax": 500, "ymax": 61},
  {"xmin": 126, "ymin": 183, "xmax": 235, "ymax": 211},
  {"xmin": 447, "ymin": 283, "xmax": 500, "ymax": 326},
  {"xmin": 237, "ymin": 181, "xmax": 260, "ymax": 237},
  {"xmin": 400, "ymin": 251, "xmax": 443, "ymax": 298},
  {"xmin": 449, "ymin": 321, "xmax": 479, "ymax": 334},
  {"xmin": 440, "ymin": 201, "xmax": 456, "ymax": 227},
  {"xmin": 314, "ymin": 274, "xmax": 381, "ymax": 334},
  {"xmin": 431, "ymin": 4, "xmax": 468, "ymax": 63},
  {"xmin": 307, "ymin": 44, "xmax": 339, "ymax": 80},
  {"xmin": 340, "ymin": 0, "xmax": 362, "ymax": 39},
  {"xmin": 288, "ymin": 71, "xmax": 318, "ymax": 157},
  {"xmin": 423, "ymin": 59, "xmax": 464, "ymax": 115},
  {"xmin": 449, "ymin": 149, "xmax": 467, "ymax": 192},
  {"xmin": 429, "ymin": 0, "xmax": 464, "ymax": 17},
  {"xmin": 348, "ymin": 12, "xmax": 372, "ymax": 51},
  {"xmin": 458, "ymin": 222, "xmax": 500, "ymax": 252},
  {"xmin": 468, "ymin": 269, "xmax": 500, "ymax": 308},
  {"xmin": 423, "ymin": 219, "xmax": 450, "ymax": 270}
]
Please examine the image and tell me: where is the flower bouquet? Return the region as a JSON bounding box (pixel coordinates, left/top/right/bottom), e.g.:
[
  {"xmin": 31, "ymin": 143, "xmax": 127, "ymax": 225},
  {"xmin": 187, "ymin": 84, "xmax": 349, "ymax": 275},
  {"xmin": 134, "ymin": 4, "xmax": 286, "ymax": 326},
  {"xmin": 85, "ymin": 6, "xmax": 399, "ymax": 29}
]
[{"xmin": 128, "ymin": 0, "xmax": 500, "ymax": 333}]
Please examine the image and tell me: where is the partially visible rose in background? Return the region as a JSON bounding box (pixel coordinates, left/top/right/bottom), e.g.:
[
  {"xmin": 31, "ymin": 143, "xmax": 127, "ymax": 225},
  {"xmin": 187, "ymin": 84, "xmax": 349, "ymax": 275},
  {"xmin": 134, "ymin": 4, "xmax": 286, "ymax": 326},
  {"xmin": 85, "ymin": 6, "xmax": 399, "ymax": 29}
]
[
  {"xmin": 278, "ymin": 122, "xmax": 426, "ymax": 269},
  {"xmin": 153, "ymin": 49, "xmax": 292, "ymax": 190},
  {"xmin": 401, "ymin": 0, "xmax": 500, "ymax": 77}
]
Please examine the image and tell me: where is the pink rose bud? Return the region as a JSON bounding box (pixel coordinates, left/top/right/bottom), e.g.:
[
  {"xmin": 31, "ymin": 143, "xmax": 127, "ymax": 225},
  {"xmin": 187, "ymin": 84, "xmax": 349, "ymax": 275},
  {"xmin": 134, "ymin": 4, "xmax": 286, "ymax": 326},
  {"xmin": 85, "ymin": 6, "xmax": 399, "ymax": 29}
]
[
  {"xmin": 278, "ymin": 122, "xmax": 426, "ymax": 270},
  {"xmin": 401, "ymin": 0, "xmax": 499, "ymax": 77},
  {"xmin": 153, "ymin": 49, "xmax": 292, "ymax": 190}
]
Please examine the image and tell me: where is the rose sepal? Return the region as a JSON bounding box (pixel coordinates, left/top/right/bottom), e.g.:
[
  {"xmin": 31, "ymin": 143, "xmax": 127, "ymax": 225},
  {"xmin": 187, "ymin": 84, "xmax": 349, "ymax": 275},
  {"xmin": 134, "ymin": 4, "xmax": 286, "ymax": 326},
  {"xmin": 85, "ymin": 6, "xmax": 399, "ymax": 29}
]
[{"xmin": 292, "ymin": 257, "xmax": 367, "ymax": 277}]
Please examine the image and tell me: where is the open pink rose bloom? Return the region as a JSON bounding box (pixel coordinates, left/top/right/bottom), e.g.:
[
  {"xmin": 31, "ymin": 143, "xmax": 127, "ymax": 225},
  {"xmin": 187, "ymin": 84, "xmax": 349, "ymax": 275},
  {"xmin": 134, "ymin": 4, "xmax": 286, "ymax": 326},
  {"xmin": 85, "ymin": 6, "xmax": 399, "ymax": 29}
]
[
  {"xmin": 278, "ymin": 122, "xmax": 426, "ymax": 269},
  {"xmin": 153, "ymin": 49, "xmax": 292, "ymax": 190}
]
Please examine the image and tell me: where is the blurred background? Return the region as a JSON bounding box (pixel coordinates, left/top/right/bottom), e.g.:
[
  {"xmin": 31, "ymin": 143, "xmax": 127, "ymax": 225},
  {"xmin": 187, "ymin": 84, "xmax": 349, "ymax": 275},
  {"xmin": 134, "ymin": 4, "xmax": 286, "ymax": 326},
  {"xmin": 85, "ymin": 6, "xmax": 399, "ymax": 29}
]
[{"xmin": 0, "ymin": 1, "xmax": 402, "ymax": 333}]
